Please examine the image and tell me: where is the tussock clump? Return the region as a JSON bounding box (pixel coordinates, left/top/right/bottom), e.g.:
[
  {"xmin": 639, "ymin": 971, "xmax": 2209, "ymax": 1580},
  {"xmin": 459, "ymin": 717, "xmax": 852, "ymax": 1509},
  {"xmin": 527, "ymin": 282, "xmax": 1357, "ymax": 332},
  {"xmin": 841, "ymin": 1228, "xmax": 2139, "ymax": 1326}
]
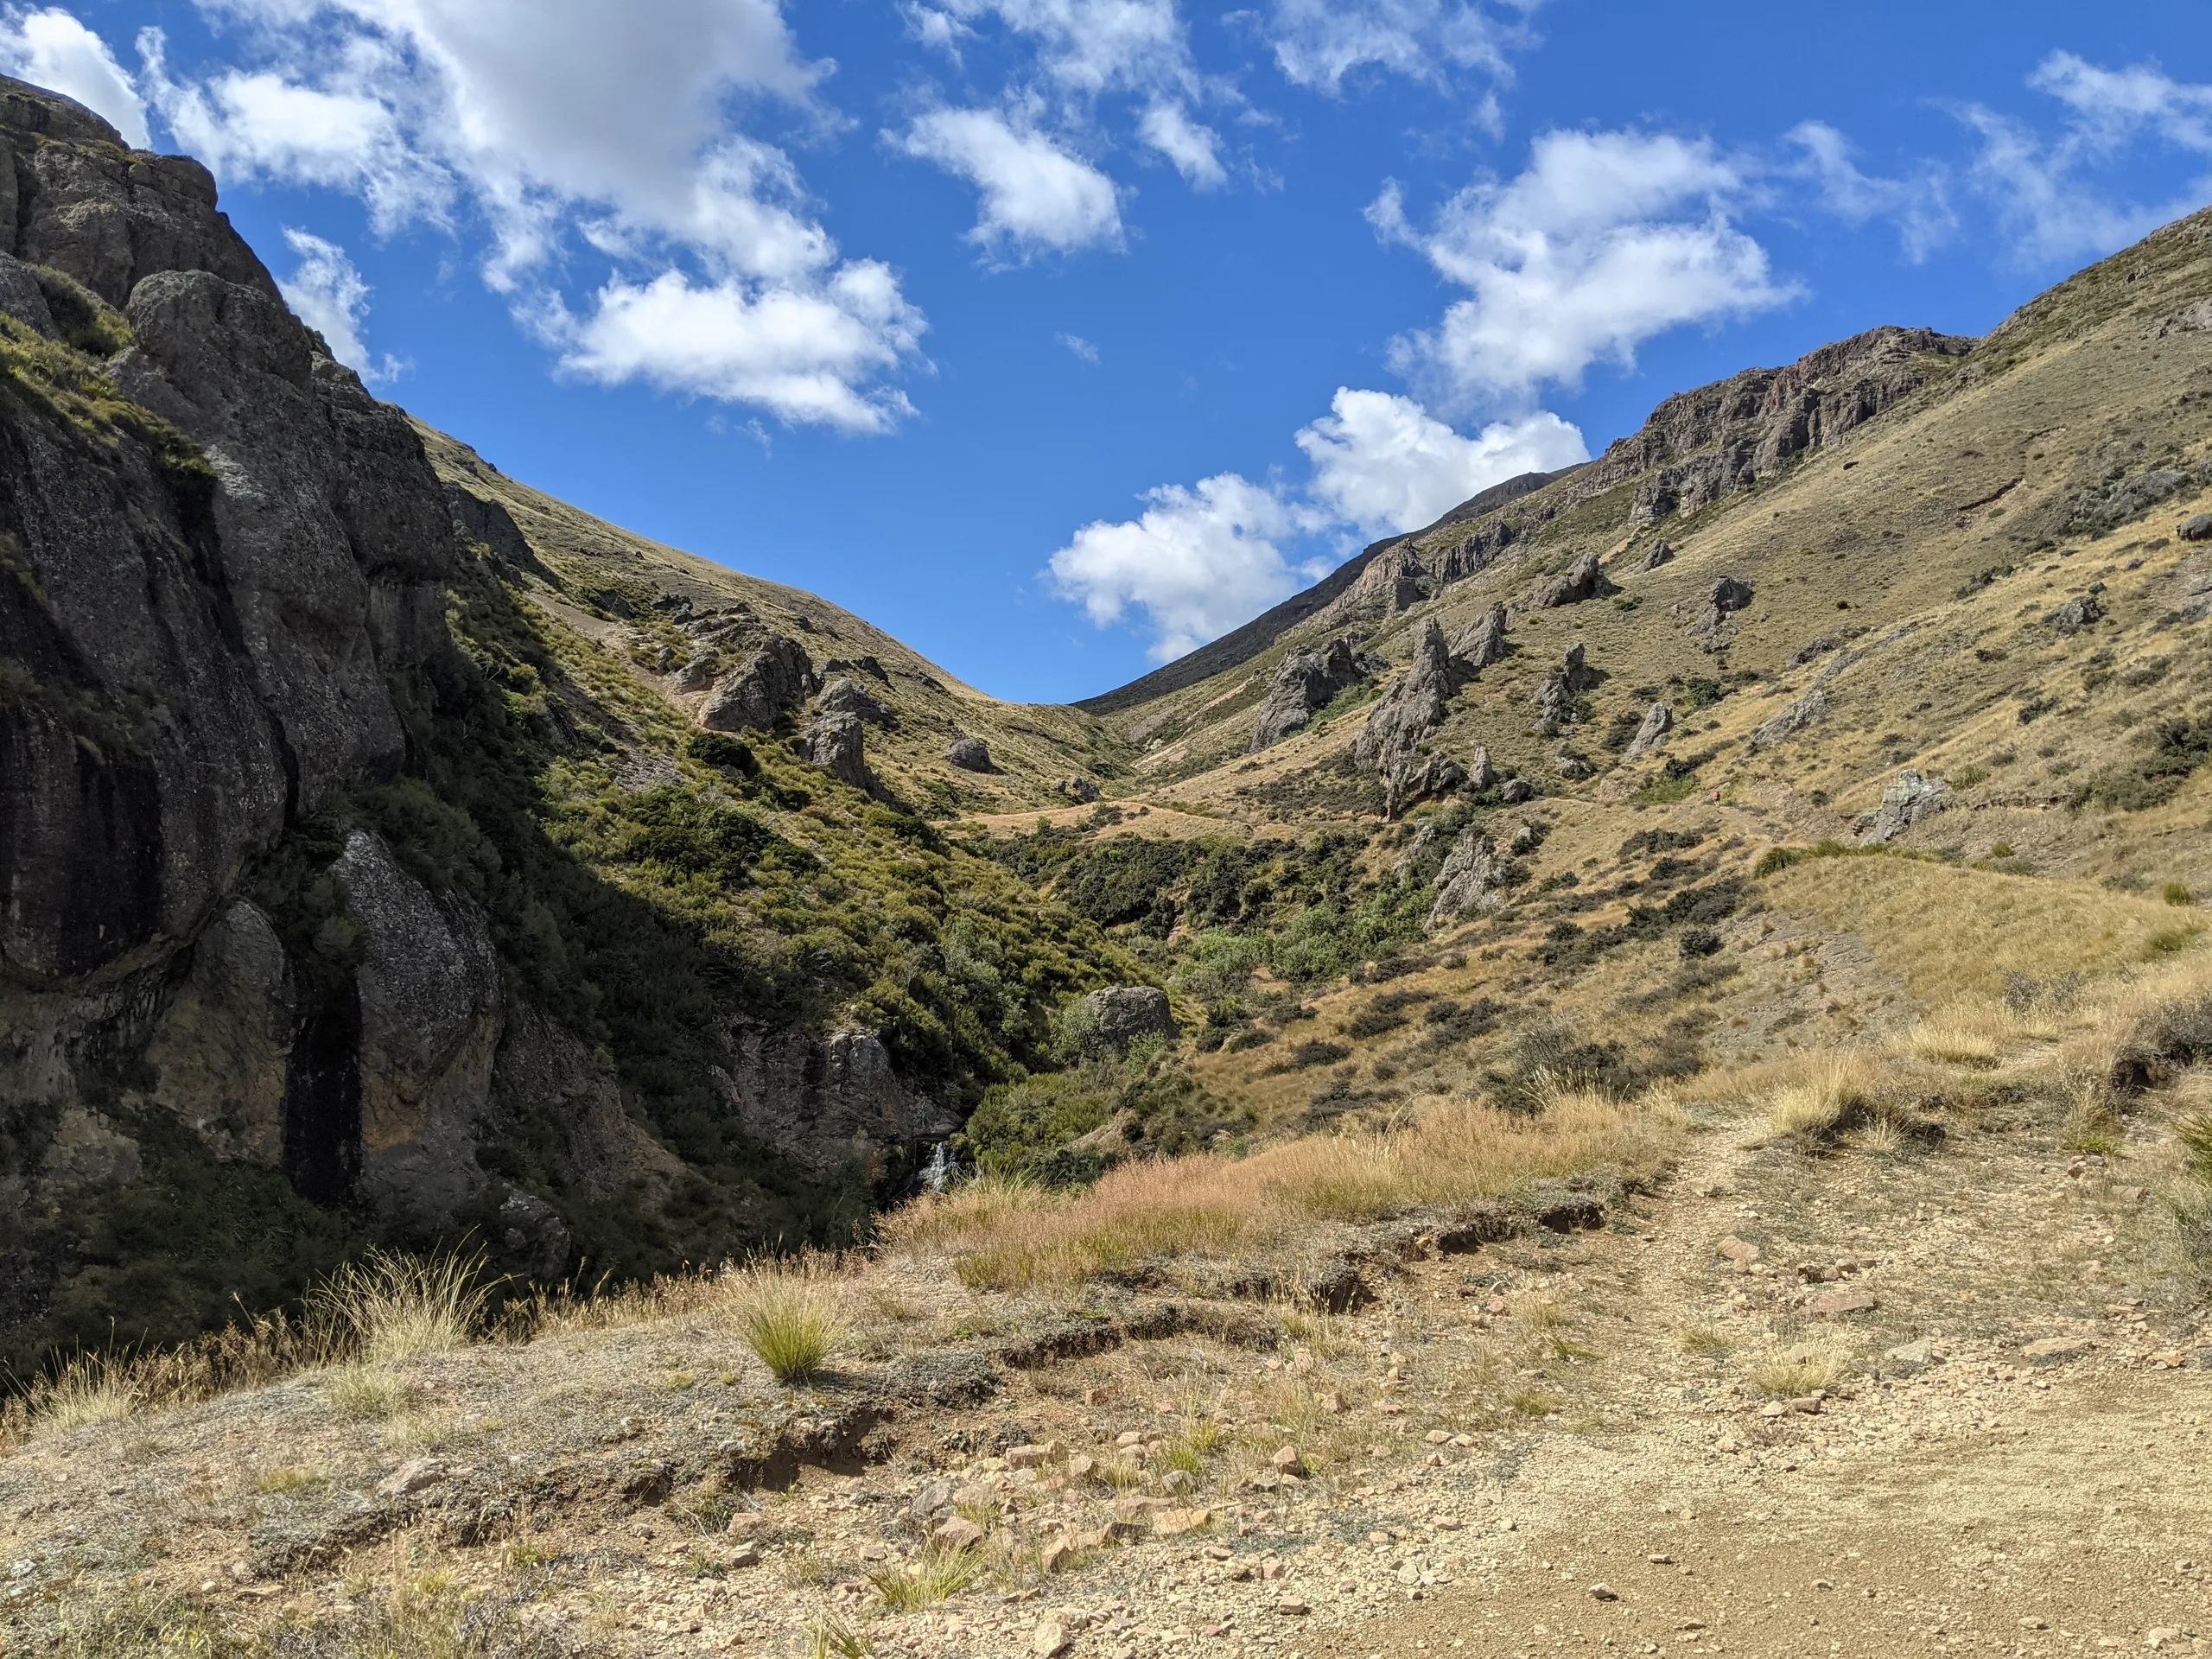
[
  {"xmin": 728, "ymin": 1260, "xmax": 845, "ymax": 1384},
  {"xmin": 1765, "ymin": 1054, "xmax": 1885, "ymax": 1143},
  {"xmin": 309, "ymin": 1249, "xmax": 493, "ymax": 1365},
  {"xmin": 1748, "ymin": 1338, "xmax": 1853, "ymax": 1396},
  {"xmin": 27, "ymin": 1355, "xmax": 135, "ymax": 1436}
]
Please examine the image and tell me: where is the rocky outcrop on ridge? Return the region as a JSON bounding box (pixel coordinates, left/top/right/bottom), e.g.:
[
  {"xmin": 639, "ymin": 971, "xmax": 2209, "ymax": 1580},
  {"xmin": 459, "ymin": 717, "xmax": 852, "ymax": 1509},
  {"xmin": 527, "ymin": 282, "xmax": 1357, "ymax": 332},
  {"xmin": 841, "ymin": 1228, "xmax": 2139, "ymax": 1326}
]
[{"xmin": 1250, "ymin": 637, "xmax": 1377, "ymax": 752}]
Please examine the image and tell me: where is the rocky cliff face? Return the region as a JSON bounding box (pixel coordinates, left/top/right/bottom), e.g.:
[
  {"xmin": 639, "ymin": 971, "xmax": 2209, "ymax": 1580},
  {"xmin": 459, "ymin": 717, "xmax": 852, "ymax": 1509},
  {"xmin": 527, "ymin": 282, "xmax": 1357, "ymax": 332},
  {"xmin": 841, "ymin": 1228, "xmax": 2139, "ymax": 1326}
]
[{"xmin": 0, "ymin": 78, "xmax": 1135, "ymax": 1368}]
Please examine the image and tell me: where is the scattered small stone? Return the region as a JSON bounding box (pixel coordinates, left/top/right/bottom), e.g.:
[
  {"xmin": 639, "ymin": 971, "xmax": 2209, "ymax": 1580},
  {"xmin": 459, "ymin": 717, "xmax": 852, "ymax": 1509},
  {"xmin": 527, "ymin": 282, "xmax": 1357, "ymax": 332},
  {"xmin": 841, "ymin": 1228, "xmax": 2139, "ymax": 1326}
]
[
  {"xmin": 1716, "ymin": 1236, "xmax": 1762, "ymax": 1268},
  {"xmin": 1317, "ymin": 1389, "xmax": 1347, "ymax": 1414},
  {"xmin": 1590, "ymin": 1584, "xmax": 1620, "ymax": 1601},
  {"xmin": 728, "ymin": 1541, "xmax": 762, "ymax": 1569},
  {"xmin": 934, "ymin": 1518, "xmax": 987, "ymax": 1551},
  {"xmin": 1033, "ymin": 1618, "xmax": 1071, "ymax": 1657},
  {"xmin": 2023, "ymin": 1337, "xmax": 2093, "ymax": 1363},
  {"xmin": 1153, "ymin": 1506, "xmax": 1212, "ymax": 1538},
  {"xmin": 1807, "ymin": 1287, "xmax": 1878, "ymax": 1318},
  {"xmin": 1271, "ymin": 1445, "xmax": 1308, "ymax": 1476},
  {"xmin": 1274, "ymin": 1598, "xmax": 1312, "ymax": 1617},
  {"xmin": 374, "ymin": 1459, "xmax": 446, "ymax": 1499}
]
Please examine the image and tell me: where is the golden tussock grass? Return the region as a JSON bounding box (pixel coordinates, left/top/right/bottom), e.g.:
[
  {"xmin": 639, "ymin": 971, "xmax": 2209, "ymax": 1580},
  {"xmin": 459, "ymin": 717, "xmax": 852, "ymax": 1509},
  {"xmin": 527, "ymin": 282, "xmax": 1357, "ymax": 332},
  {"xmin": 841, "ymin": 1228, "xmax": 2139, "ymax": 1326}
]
[
  {"xmin": 309, "ymin": 1248, "xmax": 493, "ymax": 1365},
  {"xmin": 1748, "ymin": 1337, "xmax": 1854, "ymax": 1396},
  {"xmin": 721, "ymin": 1255, "xmax": 849, "ymax": 1384},
  {"xmin": 1767, "ymin": 857, "xmax": 2196, "ymax": 1002},
  {"xmin": 886, "ymin": 1088, "xmax": 1681, "ymax": 1290}
]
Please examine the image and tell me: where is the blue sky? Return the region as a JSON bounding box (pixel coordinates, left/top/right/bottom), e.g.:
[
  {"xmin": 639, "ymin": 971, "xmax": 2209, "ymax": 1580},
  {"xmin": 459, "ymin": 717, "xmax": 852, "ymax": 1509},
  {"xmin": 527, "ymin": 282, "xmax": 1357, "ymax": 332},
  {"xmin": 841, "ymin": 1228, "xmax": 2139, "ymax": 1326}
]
[{"xmin": 8, "ymin": 1, "xmax": 2212, "ymax": 702}]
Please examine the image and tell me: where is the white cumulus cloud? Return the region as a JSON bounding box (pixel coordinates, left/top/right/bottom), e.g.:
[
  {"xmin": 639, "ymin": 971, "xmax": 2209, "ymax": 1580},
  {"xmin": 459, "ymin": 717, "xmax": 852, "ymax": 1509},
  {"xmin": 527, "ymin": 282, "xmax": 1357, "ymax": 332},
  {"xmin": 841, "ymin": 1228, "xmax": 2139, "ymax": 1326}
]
[
  {"xmin": 276, "ymin": 226, "xmax": 402, "ymax": 381},
  {"xmin": 1374, "ymin": 128, "xmax": 1797, "ymax": 410},
  {"xmin": 1047, "ymin": 473, "xmax": 1327, "ymax": 660},
  {"xmin": 1788, "ymin": 121, "xmax": 1955, "ymax": 262},
  {"xmin": 1138, "ymin": 99, "xmax": 1224, "ymax": 188},
  {"xmin": 895, "ymin": 106, "xmax": 1123, "ymax": 257},
  {"xmin": 130, "ymin": 0, "xmax": 923, "ymax": 432},
  {"xmin": 1264, "ymin": 0, "xmax": 1527, "ymax": 96},
  {"xmin": 931, "ymin": 0, "xmax": 1195, "ymax": 97},
  {"xmin": 0, "ymin": 6, "xmax": 149, "ymax": 145},
  {"xmin": 1295, "ymin": 388, "xmax": 1584, "ymax": 536},
  {"xmin": 553, "ymin": 264, "xmax": 923, "ymax": 433}
]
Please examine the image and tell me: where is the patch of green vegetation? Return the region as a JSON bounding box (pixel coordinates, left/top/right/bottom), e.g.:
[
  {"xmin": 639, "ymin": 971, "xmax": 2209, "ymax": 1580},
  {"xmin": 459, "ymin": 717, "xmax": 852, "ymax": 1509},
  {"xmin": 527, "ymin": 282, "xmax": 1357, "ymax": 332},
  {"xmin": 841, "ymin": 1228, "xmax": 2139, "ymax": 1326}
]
[
  {"xmin": 960, "ymin": 1046, "xmax": 1251, "ymax": 1183},
  {"xmin": 2069, "ymin": 710, "xmax": 2212, "ymax": 811}
]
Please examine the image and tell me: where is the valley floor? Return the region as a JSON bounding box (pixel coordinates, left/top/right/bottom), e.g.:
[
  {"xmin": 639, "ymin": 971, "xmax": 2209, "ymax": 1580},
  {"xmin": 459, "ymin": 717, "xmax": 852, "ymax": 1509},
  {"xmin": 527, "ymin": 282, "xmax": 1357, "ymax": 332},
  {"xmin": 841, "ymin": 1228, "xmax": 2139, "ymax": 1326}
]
[{"xmin": 3, "ymin": 1051, "xmax": 2202, "ymax": 1659}]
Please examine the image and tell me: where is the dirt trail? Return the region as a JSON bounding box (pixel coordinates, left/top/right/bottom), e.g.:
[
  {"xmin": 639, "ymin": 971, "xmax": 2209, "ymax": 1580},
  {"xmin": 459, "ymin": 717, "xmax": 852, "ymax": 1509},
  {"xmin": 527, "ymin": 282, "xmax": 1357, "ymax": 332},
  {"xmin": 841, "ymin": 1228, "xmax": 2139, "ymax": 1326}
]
[{"xmin": 1317, "ymin": 1104, "xmax": 2212, "ymax": 1659}]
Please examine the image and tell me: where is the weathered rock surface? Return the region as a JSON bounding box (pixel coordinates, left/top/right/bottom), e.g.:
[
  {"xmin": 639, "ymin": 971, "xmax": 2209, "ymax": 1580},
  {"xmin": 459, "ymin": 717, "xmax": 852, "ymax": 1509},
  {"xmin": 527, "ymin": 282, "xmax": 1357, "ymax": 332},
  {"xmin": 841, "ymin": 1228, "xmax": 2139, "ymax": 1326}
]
[
  {"xmin": 1533, "ymin": 645, "xmax": 1599, "ymax": 732},
  {"xmin": 817, "ymin": 675, "xmax": 894, "ymax": 726},
  {"xmin": 1599, "ymin": 326, "xmax": 1974, "ymax": 524},
  {"xmin": 1751, "ymin": 688, "xmax": 1827, "ymax": 751},
  {"xmin": 720, "ymin": 1025, "xmax": 954, "ymax": 1179},
  {"xmin": 802, "ymin": 711, "xmax": 872, "ymax": 791},
  {"xmin": 1689, "ymin": 577, "xmax": 1756, "ymax": 637},
  {"xmin": 947, "ymin": 736, "xmax": 995, "ymax": 772},
  {"xmin": 1447, "ymin": 604, "xmax": 1509, "ymax": 677},
  {"xmin": 2049, "ymin": 594, "xmax": 2103, "ymax": 634},
  {"xmin": 1641, "ymin": 539, "xmax": 1675, "ymax": 569},
  {"xmin": 1382, "ymin": 753, "xmax": 1468, "ymax": 818},
  {"xmin": 1858, "ymin": 768, "xmax": 1950, "ymax": 843},
  {"xmin": 1531, "ymin": 550, "xmax": 1611, "ymax": 609},
  {"xmin": 1077, "ymin": 986, "xmax": 1179, "ymax": 1054},
  {"xmin": 701, "ymin": 635, "xmax": 818, "ymax": 732},
  {"xmin": 334, "ymin": 831, "xmax": 504, "ymax": 1218},
  {"xmin": 1250, "ymin": 637, "xmax": 1376, "ymax": 751},
  {"xmin": 1427, "ymin": 830, "xmax": 1502, "ymax": 931},
  {"xmin": 1353, "ymin": 621, "xmax": 1459, "ymax": 773},
  {"xmin": 1623, "ymin": 702, "xmax": 1673, "ymax": 761}
]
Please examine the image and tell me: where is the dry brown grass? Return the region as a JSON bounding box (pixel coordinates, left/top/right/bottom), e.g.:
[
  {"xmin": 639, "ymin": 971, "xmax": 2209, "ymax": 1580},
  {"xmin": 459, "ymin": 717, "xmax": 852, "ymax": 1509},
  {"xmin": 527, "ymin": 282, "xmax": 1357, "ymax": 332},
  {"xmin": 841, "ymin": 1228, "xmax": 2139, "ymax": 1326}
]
[
  {"xmin": 1748, "ymin": 1337, "xmax": 1854, "ymax": 1395},
  {"xmin": 1763, "ymin": 1053, "xmax": 1885, "ymax": 1142},
  {"xmin": 887, "ymin": 1089, "xmax": 1681, "ymax": 1290}
]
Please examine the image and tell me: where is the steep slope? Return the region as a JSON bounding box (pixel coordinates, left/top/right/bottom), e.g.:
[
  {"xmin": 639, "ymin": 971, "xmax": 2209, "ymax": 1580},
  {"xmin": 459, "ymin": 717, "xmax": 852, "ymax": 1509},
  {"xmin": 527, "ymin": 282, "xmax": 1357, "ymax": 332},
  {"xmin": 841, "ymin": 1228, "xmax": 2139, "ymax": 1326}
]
[
  {"xmin": 951, "ymin": 210, "xmax": 2212, "ymax": 1162},
  {"xmin": 0, "ymin": 76, "xmax": 1135, "ymax": 1371}
]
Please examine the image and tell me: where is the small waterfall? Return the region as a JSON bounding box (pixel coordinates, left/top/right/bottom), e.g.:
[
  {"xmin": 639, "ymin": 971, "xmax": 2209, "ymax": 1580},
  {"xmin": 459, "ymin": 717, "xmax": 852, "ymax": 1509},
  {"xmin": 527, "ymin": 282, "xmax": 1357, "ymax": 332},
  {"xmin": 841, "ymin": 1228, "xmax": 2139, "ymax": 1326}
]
[{"xmin": 921, "ymin": 1141, "xmax": 954, "ymax": 1194}]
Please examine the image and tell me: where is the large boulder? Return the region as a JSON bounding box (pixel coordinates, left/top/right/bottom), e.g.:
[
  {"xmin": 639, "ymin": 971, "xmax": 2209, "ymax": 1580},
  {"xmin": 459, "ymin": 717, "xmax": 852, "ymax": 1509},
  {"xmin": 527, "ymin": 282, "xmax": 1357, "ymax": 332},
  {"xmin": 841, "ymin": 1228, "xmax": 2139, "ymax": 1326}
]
[
  {"xmin": 1448, "ymin": 604, "xmax": 1509, "ymax": 677},
  {"xmin": 700, "ymin": 634, "xmax": 818, "ymax": 732},
  {"xmin": 1077, "ymin": 986, "xmax": 1179, "ymax": 1054},
  {"xmin": 1688, "ymin": 577, "xmax": 1755, "ymax": 637},
  {"xmin": 817, "ymin": 675, "xmax": 895, "ymax": 726},
  {"xmin": 1533, "ymin": 644, "xmax": 1599, "ymax": 733},
  {"xmin": 1530, "ymin": 550, "xmax": 1611, "ymax": 609},
  {"xmin": 802, "ymin": 711, "xmax": 872, "ymax": 791},
  {"xmin": 947, "ymin": 736, "xmax": 995, "ymax": 772},
  {"xmin": 1427, "ymin": 830, "xmax": 1503, "ymax": 931},
  {"xmin": 721, "ymin": 1024, "xmax": 957, "ymax": 1180},
  {"xmin": 1857, "ymin": 769, "xmax": 1949, "ymax": 844},
  {"xmin": 1623, "ymin": 702, "xmax": 1673, "ymax": 761},
  {"xmin": 1251, "ymin": 636, "xmax": 1376, "ymax": 752},
  {"xmin": 334, "ymin": 830, "xmax": 503, "ymax": 1220},
  {"xmin": 1750, "ymin": 688, "xmax": 1827, "ymax": 751}
]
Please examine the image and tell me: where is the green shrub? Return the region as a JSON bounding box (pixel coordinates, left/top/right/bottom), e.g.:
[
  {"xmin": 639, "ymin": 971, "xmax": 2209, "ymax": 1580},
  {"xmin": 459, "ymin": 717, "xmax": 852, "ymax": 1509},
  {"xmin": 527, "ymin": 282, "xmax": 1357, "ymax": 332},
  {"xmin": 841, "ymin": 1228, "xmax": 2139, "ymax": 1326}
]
[{"xmin": 2166, "ymin": 882, "xmax": 2194, "ymax": 907}]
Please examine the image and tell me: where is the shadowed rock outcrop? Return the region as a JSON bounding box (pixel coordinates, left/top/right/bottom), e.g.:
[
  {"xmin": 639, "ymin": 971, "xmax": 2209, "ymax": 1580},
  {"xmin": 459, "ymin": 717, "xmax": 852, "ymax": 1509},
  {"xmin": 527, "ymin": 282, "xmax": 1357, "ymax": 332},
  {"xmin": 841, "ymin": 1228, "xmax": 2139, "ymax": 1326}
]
[{"xmin": 1250, "ymin": 637, "xmax": 1376, "ymax": 752}]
